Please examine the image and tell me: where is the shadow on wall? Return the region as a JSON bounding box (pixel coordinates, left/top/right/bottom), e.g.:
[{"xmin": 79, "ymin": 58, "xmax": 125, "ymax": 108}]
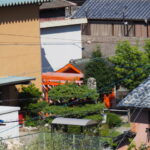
[
  {"xmin": 41, "ymin": 25, "xmax": 80, "ymax": 35},
  {"xmin": 0, "ymin": 85, "xmax": 19, "ymax": 106},
  {"xmin": 41, "ymin": 48, "xmax": 54, "ymax": 72},
  {"xmin": 130, "ymin": 110, "xmax": 149, "ymax": 124},
  {"xmin": 0, "ymin": 4, "xmax": 39, "ymax": 24}
]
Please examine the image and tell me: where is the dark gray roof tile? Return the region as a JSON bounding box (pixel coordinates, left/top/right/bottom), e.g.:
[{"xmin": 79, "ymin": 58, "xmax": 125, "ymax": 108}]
[
  {"xmin": 72, "ymin": 0, "xmax": 150, "ymax": 20},
  {"xmin": 118, "ymin": 76, "xmax": 150, "ymax": 108}
]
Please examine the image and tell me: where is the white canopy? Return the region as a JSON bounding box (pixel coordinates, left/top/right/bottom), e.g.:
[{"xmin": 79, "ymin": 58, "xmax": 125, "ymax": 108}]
[{"xmin": 52, "ymin": 117, "xmax": 98, "ymax": 126}]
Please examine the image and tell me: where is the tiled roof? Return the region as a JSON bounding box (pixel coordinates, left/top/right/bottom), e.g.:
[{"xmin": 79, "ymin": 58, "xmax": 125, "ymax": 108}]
[
  {"xmin": 40, "ymin": 0, "xmax": 76, "ymax": 9},
  {"xmin": 72, "ymin": 0, "xmax": 150, "ymax": 20},
  {"xmin": 70, "ymin": 58, "xmax": 114, "ymax": 73},
  {"xmin": 118, "ymin": 76, "xmax": 150, "ymax": 109},
  {"xmin": 0, "ymin": 0, "xmax": 51, "ymax": 7},
  {"xmin": 70, "ymin": 58, "xmax": 90, "ymax": 73}
]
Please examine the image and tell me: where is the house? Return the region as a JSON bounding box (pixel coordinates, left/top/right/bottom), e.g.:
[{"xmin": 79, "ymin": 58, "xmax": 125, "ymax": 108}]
[
  {"xmin": 40, "ymin": 1, "xmax": 87, "ymax": 101},
  {"xmin": 40, "ymin": 18, "xmax": 87, "ymax": 72},
  {"xmin": 118, "ymin": 76, "xmax": 150, "ymax": 149},
  {"xmin": 40, "ymin": 0, "xmax": 87, "ymax": 72},
  {"xmin": 40, "ymin": 0, "xmax": 77, "ymax": 21},
  {"xmin": 0, "ymin": 106, "xmax": 20, "ymax": 139},
  {"xmin": 0, "ymin": 0, "xmax": 51, "ymax": 104},
  {"xmin": 0, "ymin": 76, "xmax": 35, "ymax": 105},
  {"xmin": 72, "ymin": 0, "xmax": 150, "ymax": 57}
]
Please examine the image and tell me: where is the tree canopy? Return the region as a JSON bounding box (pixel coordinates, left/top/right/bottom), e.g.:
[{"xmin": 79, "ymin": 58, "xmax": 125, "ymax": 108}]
[
  {"xmin": 110, "ymin": 41, "xmax": 150, "ymax": 90},
  {"xmin": 144, "ymin": 39, "xmax": 150, "ymax": 59},
  {"xmin": 48, "ymin": 84, "xmax": 99, "ymax": 104},
  {"xmin": 85, "ymin": 46, "xmax": 116, "ymax": 95},
  {"xmin": 19, "ymin": 84, "xmax": 42, "ymax": 109}
]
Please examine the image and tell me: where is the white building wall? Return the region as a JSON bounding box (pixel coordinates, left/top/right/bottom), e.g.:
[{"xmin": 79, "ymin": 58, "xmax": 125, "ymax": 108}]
[
  {"xmin": 0, "ymin": 111, "xmax": 19, "ymax": 139},
  {"xmin": 41, "ymin": 25, "xmax": 82, "ymax": 72}
]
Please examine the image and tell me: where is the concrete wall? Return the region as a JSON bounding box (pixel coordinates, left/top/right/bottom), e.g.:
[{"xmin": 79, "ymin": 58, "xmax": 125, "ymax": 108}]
[
  {"xmin": 0, "ymin": 5, "xmax": 42, "ymax": 89},
  {"xmin": 41, "ymin": 25, "xmax": 82, "ymax": 71},
  {"xmin": 0, "ymin": 111, "xmax": 19, "ymax": 139},
  {"xmin": 82, "ymin": 35, "xmax": 149, "ymax": 58}
]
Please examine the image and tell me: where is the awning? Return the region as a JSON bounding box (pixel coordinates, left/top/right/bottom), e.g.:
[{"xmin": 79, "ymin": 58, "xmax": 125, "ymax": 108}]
[
  {"xmin": 52, "ymin": 118, "xmax": 98, "ymax": 126},
  {"xmin": 0, "ymin": 76, "xmax": 35, "ymax": 86}
]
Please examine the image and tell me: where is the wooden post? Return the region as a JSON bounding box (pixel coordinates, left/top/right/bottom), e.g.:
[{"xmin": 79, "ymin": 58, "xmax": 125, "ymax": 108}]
[
  {"xmin": 43, "ymin": 132, "xmax": 46, "ymax": 150},
  {"xmin": 73, "ymin": 134, "xmax": 76, "ymax": 150},
  {"xmin": 45, "ymin": 86, "xmax": 49, "ymax": 103}
]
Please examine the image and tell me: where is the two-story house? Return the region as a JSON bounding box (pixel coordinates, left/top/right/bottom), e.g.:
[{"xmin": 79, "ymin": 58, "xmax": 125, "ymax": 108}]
[
  {"xmin": 73, "ymin": 0, "xmax": 150, "ymax": 57},
  {"xmin": 0, "ymin": 0, "xmax": 51, "ymax": 104}
]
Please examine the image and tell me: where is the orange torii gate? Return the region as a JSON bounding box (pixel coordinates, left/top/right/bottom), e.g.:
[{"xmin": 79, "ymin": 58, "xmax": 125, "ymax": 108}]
[{"xmin": 42, "ymin": 64, "xmax": 84, "ymax": 102}]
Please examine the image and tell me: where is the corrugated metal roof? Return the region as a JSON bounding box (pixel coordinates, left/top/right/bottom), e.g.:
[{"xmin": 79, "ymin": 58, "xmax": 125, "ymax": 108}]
[
  {"xmin": 52, "ymin": 117, "xmax": 98, "ymax": 126},
  {"xmin": 0, "ymin": 76, "xmax": 35, "ymax": 86},
  {"xmin": 118, "ymin": 76, "xmax": 150, "ymax": 109},
  {"xmin": 40, "ymin": 0, "xmax": 76, "ymax": 10},
  {"xmin": 72, "ymin": 0, "xmax": 150, "ymax": 20},
  {"xmin": 0, "ymin": 106, "xmax": 20, "ymax": 115},
  {"xmin": 0, "ymin": 0, "xmax": 52, "ymax": 7}
]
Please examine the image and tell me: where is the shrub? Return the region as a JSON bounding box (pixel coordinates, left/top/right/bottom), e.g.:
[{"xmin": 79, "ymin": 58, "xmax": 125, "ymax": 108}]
[
  {"xmin": 100, "ymin": 124, "xmax": 121, "ymax": 149},
  {"xmin": 85, "ymin": 48, "xmax": 116, "ymax": 96},
  {"xmin": 28, "ymin": 101, "xmax": 49, "ymax": 115},
  {"xmin": 84, "ymin": 114, "xmax": 103, "ymax": 121},
  {"xmin": 106, "ymin": 113, "xmax": 122, "ymax": 128},
  {"xmin": 19, "ymin": 84, "xmax": 42, "ymax": 109},
  {"xmin": 110, "ymin": 41, "xmax": 150, "ymax": 90},
  {"xmin": 48, "ymin": 84, "xmax": 99, "ymax": 104},
  {"xmin": 42, "ymin": 103, "xmax": 104, "ymax": 118}
]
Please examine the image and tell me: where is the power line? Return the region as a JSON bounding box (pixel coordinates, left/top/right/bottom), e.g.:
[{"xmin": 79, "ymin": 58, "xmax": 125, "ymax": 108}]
[
  {"xmin": 0, "ymin": 63, "xmax": 150, "ymax": 103},
  {"xmin": 0, "ymin": 33, "xmax": 83, "ymax": 42},
  {"xmin": 0, "ymin": 32, "xmax": 149, "ymax": 45},
  {"xmin": 1, "ymin": 56, "xmax": 150, "ymax": 76},
  {"xmin": 116, "ymin": 107, "xmax": 144, "ymax": 149},
  {"xmin": 0, "ymin": 58, "xmax": 149, "ymax": 133},
  {"xmin": 1, "ymin": 65, "xmax": 149, "ymax": 112}
]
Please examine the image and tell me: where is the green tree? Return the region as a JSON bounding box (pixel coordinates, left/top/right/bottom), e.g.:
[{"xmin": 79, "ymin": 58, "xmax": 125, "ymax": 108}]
[
  {"xmin": 48, "ymin": 84, "xmax": 99, "ymax": 104},
  {"xmin": 110, "ymin": 41, "xmax": 150, "ymax": 90},
  {"xmin": 91, "ymin": 45, "xmax": 102, "ymax": 58},
  {"xmin": 144, "ymin": 39, "xmax": 150, "ymax": 59},
  {"xmin": 85, "ymin": 47, "xmax": 116, "ymax": 95},
  {"xmin": 19, "ymin": 84, "xmax": 42, "ymax": 109}
]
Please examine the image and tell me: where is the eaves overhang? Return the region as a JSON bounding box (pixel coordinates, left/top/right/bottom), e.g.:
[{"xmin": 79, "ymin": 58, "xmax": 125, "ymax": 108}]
[
  {"xmin": 0, "ymin": 76, "xmax": 35, "ymax": 86},
  {"xmin": 40, "ymin": 18, "xmax": 87, "ymax": 28},
  {"xmin": 0, "ymin": 0, "xmax": 52, "ymax": 7}
]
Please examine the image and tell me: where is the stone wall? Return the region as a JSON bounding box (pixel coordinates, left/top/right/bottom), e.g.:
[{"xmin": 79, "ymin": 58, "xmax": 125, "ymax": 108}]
[{"xmin": 82, "ymin": 35, "xmax": 149, "ymax": 58}]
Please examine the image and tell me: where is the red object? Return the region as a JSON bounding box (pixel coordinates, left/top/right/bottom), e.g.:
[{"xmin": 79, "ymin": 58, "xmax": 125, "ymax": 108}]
[
  {"xmin": 56, "ymin": 64, "xmax": 82, "ymax": 74},
  {"xmin": 42, "ymin": 64, "xmax": 84, "ymax": 102},
  {"xmin": 104, "ymin": 95, "xmax": 111, "ymax": 108},
  {"xmin": 19, "ymin": 114, "xmax": 24, "ymax": 125},
  {"xmin": 103, "ymin": 89, "xmax": 116, "ymax": 108}
]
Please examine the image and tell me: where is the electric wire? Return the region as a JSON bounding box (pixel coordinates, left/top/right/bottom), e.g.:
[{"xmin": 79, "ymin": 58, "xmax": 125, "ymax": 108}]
[
  {"xmin": 0, "ymin": 65, "xmax": 149, "ymax": 136},
  {"xmin": 116, "ymin": 107, "xmax": 144, "ymax": 149},
  {"xmin": 0, "ymin": 62, "xmax": 149, "ymax": 104}
]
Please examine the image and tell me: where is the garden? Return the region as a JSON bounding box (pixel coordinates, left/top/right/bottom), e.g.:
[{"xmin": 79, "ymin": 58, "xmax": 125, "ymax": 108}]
[{"xmin": 18, "ymin": 40, "xmax": 150, "ymax": 149}]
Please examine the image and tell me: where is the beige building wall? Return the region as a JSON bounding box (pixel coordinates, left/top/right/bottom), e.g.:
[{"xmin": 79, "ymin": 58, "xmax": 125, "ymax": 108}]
[{"xmin": 0, "ymin": 4, "xmax": 42, "ymax": 89}]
